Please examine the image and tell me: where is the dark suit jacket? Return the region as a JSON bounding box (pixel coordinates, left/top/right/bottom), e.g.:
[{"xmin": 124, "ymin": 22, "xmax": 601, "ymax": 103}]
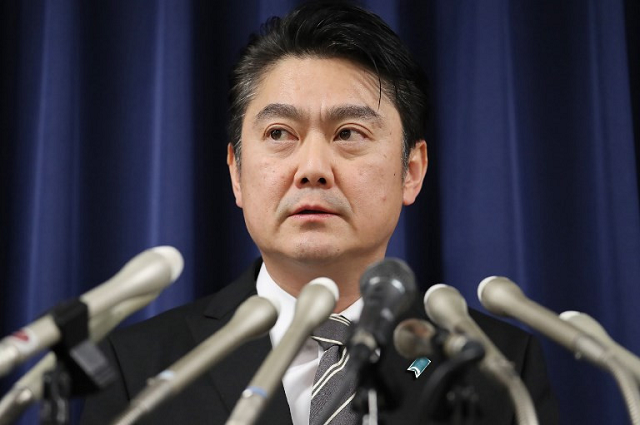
[{"xmin": 80, "ymin": 260, "xmax": 558, "ymax": 424}]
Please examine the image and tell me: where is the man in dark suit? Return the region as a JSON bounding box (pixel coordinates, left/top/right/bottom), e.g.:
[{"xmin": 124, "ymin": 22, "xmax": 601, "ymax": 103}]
[{"xmin": 82, "ymin": 2, "xmax": 558, "ymax": 424}]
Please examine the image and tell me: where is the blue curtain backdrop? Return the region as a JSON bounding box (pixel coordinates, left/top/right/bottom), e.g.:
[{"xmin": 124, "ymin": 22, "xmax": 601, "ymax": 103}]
[{"xmin": 1, "ymin": 1, "xmax": 638, "ymax": 424}]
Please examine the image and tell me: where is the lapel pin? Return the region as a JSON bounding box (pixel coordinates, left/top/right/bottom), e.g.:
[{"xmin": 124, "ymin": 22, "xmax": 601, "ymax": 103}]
[{"xmin": 407, "ymin": 357, "xmax": 431, "ymax": 378}]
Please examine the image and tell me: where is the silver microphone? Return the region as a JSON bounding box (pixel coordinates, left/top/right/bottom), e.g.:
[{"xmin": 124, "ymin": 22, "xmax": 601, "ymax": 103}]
[
  {"xmin": 478, "ymin": 277, "xmax": 607, "ymax": 362},
  {"xmin": 393, "ymin": 319, "xmax": 439, "ymax": 359},
  {"xmin": 110, "ymin": 295, "xmax": 280, "ymax": 425},
  {"xmin": 0, "ymin": 293, "xmax": 161, "ymax": 425},
  {"xmin": 559, "ymin": 310, "xmax": 640, "ymax": 384},
  {"xmin": 0, "ymin": 246, "xmax": 184, "ymax": 378},
  {"xmin": 425, "ymin": 284, "xmax": 539, "ymax": 425},
  {"xmin": 478, "ymin": 276, "xmax": 640, "ymax": 425},
  {"xmin": 225, "ymin": 277, "xmax": 339, "ymax": 425},
  {"xmin": 393, "ymin": 318, "xmax": 481, "ymax": 361}
]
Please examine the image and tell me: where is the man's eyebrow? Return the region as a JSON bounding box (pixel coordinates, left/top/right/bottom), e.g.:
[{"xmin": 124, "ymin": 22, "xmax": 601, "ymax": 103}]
[
  {"xmin": 252, "ymin": 103, "xmax": 382, "ymax": 126},
  {"xmin": 326, "ymin": 105, "xmax": 382, "ymax": 124},
  {"xmin": 254, "ymin": 103, "xmax": 305, "ymax": 123}
]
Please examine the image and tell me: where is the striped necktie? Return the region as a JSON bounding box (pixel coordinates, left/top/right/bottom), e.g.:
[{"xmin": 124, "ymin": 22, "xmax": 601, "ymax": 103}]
[{"xmin": 309, "ymin": 314, "xmax": 359, "ymax": 425}]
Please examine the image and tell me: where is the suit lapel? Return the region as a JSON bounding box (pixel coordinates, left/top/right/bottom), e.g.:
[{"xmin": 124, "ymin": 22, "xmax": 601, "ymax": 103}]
[{"xmin": 184, "ymin": 260, "xmax": 293, "ymax": 425}]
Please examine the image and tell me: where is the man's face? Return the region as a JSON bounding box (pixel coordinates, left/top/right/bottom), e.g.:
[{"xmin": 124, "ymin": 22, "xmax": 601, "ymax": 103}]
[{"xmin": 228, "ymin": 57, "xmax": 425, "ymax": 267}]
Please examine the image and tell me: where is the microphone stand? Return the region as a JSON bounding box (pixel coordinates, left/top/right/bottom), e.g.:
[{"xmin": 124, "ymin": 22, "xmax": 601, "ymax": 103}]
[
  {"xmin": 420, "ymin": 339, "xmax": 485, "ymax": 425},
  {"xmin": 350, "ymin": 348, "xmax": 402, "ymax": 425},
  {"xmin": 38, "ymin": 299, "xmax": 115, "ymax": 425}
]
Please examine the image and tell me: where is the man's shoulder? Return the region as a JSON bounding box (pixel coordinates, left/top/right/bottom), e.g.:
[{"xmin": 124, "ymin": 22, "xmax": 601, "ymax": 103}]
[
  {"xmin": 112, "ymin": 294, "xmax": 214, "ymax": 342},
  {"xmin": 469, "ymin": 306, "xmax": 536, "ymax": 359},
  {"xmin": 470, "ymin": 306, "xmax": 531, "ymax": 340},
  {"xmin": 108, "ymin": 259, "xmax": 262, "ymax": 350}
]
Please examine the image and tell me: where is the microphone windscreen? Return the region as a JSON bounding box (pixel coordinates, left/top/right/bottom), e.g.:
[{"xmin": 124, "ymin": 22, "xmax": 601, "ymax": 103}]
[
  {"xmin": 150, "ymin": 246, "xmax": 184, "ymax": 281},
  {"xmin": 360, "ymin": 257, "xmax": 416, "ymax": 313}
]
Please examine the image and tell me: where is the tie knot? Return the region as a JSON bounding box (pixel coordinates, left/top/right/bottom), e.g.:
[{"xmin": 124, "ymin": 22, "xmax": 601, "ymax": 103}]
[{"xmin": 311, "ymin": 314, "xmax": 351, "ymax": 350}]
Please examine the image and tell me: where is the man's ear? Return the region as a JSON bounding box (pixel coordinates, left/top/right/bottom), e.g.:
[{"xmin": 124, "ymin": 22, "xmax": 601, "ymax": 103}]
[
  {"xmin": 227, "ymin": 143, "xmax": 243, "ymax": 208},
  {"xmin": 403, "ymin": 140, "xmax": 428, "ymax": 206}
]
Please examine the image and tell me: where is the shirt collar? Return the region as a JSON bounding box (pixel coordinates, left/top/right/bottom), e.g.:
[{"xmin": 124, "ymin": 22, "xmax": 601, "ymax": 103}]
[{"xmin": 256, "ymin": 262, "xmax": 363, "ymax": 347}]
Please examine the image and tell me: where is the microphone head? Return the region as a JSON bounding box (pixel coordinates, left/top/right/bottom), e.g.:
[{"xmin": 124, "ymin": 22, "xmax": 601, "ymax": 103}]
[
  {"xmin": 360, "ymin": 257, "xmax": 417, "ymax": 316},
  {"xmin": 228, "ymin": 295, "xmax": 282, "ymax": 340},
  {"xmin": 351, "ymin": 258, "xmax": 416, "ymax": 353},
  {"xmin": 309, "ymin": 277, "xmax": 340, "ymax": 302},
  {"xmin": 558, "ymin": 310, "xmax": 580, "ymax": 321},
  {"xmin": 393, "ymin": 318, "xmax": 438, "ymax": 359},
  {"xmin": 560, "ymin": 311, "xmax": 614, "ymax": 345},
  {"xmin": 293, "ymin": 277, "xmax": 339, "ymax": 330},
  {"xmin": 150, "ymin": 246, "xmax": 184, "ymax": 282},
  {"xmin": 261, "ymin": 295, "xmax": 282, "ymax": 317},
  {"xmin": 423, "ymin": 284, "xmax": 467, "ymax": 331},
  {"xmin": 477, "ymin": 276, "xmax": 524, "ymax": 316}
]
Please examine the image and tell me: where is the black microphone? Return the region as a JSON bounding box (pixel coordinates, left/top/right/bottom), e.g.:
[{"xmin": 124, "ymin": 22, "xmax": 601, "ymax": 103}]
[
  {"xmin": 348, "ymin": 258, "xmax": 417, "ymax": 366},
  {"xmin": 315, "ymin": 258, "xmax": 417, "ymax": 424}
]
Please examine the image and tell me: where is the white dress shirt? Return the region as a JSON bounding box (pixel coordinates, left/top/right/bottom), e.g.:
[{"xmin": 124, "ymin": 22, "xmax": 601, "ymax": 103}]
[{"xmin": 256, "ymin": 263, "xmax": 363, "ymax": 425}]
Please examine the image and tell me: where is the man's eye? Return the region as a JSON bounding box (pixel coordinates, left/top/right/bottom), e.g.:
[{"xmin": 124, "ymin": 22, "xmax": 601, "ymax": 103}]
[
  {"xmin": 268, "ymin": 128, "xmax": 296, "ymax": 141},
  {"xmin": 269, "ymin": 129, "xmax": 285, "ymax": 140},
  {"xmin": 338, "ymin": 129, "xmax": 352, "ymax": 140},
  {"xmin": 337, "ymin": 128, "xmax": 366, "ymax": 142}
]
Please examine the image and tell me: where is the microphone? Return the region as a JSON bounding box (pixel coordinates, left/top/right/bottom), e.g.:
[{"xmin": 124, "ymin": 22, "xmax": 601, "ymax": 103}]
[
  {"xmin": 394, "ymin": 319, "xmax": 486, "ymax": 423},
  {"xmin": 393, "ymin": 319, "xmax": 438, "ymax": 359},
  {"xmin": 425, "ymin": 284, "xmax": 539, "ymax": 425},
  {"xmin": 312, "ymin": 258, "xmax": 417, "ymax": 425},
  {"xmin": 0, "ymin": 246, "xmax": 184, "ymax": 378},
  {"xmin": 348, "ymin": 258, "xmax": 417, "ymax": 366},
  {"xmin": 226, "ymin": 277, "xmax": 339, "ymax": 425},
  {"xmin": 478, "ymin": 276, "xmax": 614, "ymax": 367},
  {"xmin": 560, "ymin": 310, "xmax": 640, "ymax": 384},
  {"xmin": 393, "ymin": 318, "xmax": 482, "ymax": 361},
  {"xmin": 478, "ymin": 276, "xmax": 640, "ymax": 425},
  {"xmin": 110, "ymin": 295, "xmax": 280, "ymax": 425},
  {"xmin": 0, "ymin": 293, "xmax": 161, "ymax": 425}
]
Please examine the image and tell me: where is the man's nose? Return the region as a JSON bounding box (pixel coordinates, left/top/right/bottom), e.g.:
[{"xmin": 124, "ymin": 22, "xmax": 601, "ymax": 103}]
[{"xmin": 293, "ymin": 136, "xmax": 334, "ymax": 188}]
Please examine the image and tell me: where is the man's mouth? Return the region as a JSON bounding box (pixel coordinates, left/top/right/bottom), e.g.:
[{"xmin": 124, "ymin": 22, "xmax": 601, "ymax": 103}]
[
  {"xmin": 290, "ymin": 205, "xmax": 337, "ymax": 217},
  {"xmin": 297, "ymin": 209, "xmax": 328, "ymax": 215}
]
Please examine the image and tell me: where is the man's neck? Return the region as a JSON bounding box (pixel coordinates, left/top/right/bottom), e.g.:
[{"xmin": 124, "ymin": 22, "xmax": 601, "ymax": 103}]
[{"xmin": 261, "ymin": 254, "xmax": 382, "ymax": 312}]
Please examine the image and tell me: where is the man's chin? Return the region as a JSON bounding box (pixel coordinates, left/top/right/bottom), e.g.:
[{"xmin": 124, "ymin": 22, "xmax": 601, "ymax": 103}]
[
  {"xmin": 275, "ymin": 242, "xmax": 346, "ymax": 265},
  {"xmin": 290, "ymin": 249, "xmax": 343, "ymax": 264}
]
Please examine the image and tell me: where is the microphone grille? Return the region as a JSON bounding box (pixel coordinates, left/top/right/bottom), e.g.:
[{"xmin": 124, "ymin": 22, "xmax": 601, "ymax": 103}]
[
  {"xmin": 260, "ymin": 295, "xmax": 282, "ymax": 315},
  {"xmin": 559, "ymin": 310, "xmax": 580, "ymax": 321},
  {"xmin": 477, "ymin": 276, "xmax": 501, "ymax": 305},
  {"xmin": 360, "ymin": 258, "xmax": 416, "ymax": 296},
  {"xmin": 308, "ymin": 277, "xmax": 340, "ymax": 302},
  {"xmin": 477, "ymin": 276, "xmax": 523, "ymax": 316},
  {"xmin": 393, "ymin": 318, "xmax": 437, "ymax": 359},
  {"xmin": 424, "ymin": 283, "xmax": 449, "ymax": 306},
  {"xmin": 423, "ymin": 284, "xmax": 469, "ymax": 329},
  {"xmin": 150, "ymin": 246, "xmax": 184, "ymax": 281}
]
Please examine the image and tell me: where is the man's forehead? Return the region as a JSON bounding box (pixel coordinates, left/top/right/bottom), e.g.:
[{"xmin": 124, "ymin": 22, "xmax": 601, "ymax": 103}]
[
  {"xmin": 242, "ymin": 56, "xmax": 398, "ymax": 126},
  {"xmin": 255, "ymin": 57, "xmax": 385, "ymax": 101}
]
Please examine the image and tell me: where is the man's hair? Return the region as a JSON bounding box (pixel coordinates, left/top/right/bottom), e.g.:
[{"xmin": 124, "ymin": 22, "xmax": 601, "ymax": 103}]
[{"xmin": 228, "ymin": 0, "xmax": 429, "ymax": 169}]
